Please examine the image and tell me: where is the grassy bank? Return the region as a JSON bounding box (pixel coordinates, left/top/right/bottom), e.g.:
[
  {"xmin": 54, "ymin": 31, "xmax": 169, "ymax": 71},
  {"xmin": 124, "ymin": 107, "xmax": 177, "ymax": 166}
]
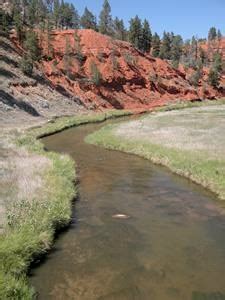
[
  {"xmin": 0, "ymin": 110, "xmax": 131, "ymax": 299},
  {"xmin": 86, "ymin": 101, "xmax": 225, "ymax": 201}
]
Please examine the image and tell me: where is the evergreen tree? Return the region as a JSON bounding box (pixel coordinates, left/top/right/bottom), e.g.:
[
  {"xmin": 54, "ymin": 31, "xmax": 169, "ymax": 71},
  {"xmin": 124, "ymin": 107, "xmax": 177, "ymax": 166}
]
[
  {"xmin": 140, "ymin": 19, "xmax": 152, "ymax": 52},
  {"xmin": 189, "ymin": 68, "xmax": 202, "ymax": 87},
  {"xmin": 170, "ymin": 34, "xmax": 183, "ymax": 66},
  {"xmin": 12, "ymin": 0, "xmax": 24, "ymax": 42},
  {"xmin": 113, "ymin": 17, "xmax": 126, "ymax": 41},
  {"xmin": 53, "ymin": 0, "xmax": 61, "ymax": 28},
  {"xmin": 129, "ymin": 15, "xmax": 142, "ymax": 50},
  {"xmin": 90, "ymin": 61, "xmax": 102, "ymax": 85},
  {"xmin": 191, "ymin": 36, "xmax": 198, "ymax": 62},
  {"xmin": 217, "ymin": 29, "xmax": 222, "ymax": 40},
  {"xmin": 212, "ymin": 52, "xmax": 223, "ymax": 73},
  {"xmin": 61, "ymin": 2, "xmax": 80, "ymax": 29},
  {"xmin": 208, "ymin": 27, "xmax": 217, "ymax": 41},
  {"xmin": 0, "ymin": 8, "xmax": 10, "ymax": 34},
  {"xmin": 81, "ymin": 7, "xmax": 97, "ymax": 30},
  {"xmin": 151, "ymin": 33, "xmax": 161, "ymax": 57},
  {"xmin": 208, "ymin": 68, "xmax": 219, "ymax": 87},
  {"xmin": 20, "ymin": 55, "xmax": 34, "ymax": 75},
  {"xmin": 24, "ymin": 30, "xmax": 41, "ymax": 61},
  {"xmin": 27, "ymin": 0, "xmax": 38, "ymax": 27},
  {"xmin": 199, "ymin": 47, "xmax": 207, "ymax": 65},
  {"xmin": 99, "ymin": 0, "xmax": 113, "ymax": 36},
  {"xmin": 159, "ymin": 31, "xmax": 171, "ymax": 59}
]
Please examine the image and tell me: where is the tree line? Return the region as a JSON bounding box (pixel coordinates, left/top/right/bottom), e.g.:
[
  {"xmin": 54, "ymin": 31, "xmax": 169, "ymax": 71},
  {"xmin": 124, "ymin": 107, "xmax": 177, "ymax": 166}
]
[{"xmin": 0, "ymin": 0, "xmax": 224, "ymax": 87}]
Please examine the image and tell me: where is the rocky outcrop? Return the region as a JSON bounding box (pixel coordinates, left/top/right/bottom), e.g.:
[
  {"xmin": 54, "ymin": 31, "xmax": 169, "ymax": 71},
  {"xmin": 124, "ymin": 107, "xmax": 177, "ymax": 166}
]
[{"xmin": 39, "ymin": 29, "xmax": 225, "ymax": 110}]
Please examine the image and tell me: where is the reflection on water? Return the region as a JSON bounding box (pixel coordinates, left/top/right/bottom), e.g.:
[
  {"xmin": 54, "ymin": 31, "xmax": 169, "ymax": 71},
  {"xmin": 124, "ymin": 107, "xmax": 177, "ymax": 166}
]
[{"xmin": 30, "ymin": 120, "xmax": 225, "ymax": 300}]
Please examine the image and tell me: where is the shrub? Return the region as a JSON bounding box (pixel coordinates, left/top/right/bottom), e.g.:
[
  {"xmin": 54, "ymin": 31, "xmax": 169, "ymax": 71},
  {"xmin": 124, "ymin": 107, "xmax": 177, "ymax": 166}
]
[
  {"xmin": 208, "ymin": 68, "xmax": 220, "ymax": 88},
  {"xmin": 90, "ymin": 61, "xmax": 102, "ymax": 86},
  {"xmin": 124, "ymin": 53, "xmax": 137, "ymax": 66},
  {"xmin": 111, "ymin": 52, "xmax": 119, "ymax": 71},
  {"xmin": 171, "ymin": 59, "xmax": 179, "ymax": 69},
  {"xmin": 23, "ymin": 31, "xmax": 41, "ymax": 62},
  {"xmin": 189, "ymin": 69, "xmax": 202, "ymax": 87},
  {"xmin": 20, "ymin": 56, "xmax": 33, "ymax": 76}
]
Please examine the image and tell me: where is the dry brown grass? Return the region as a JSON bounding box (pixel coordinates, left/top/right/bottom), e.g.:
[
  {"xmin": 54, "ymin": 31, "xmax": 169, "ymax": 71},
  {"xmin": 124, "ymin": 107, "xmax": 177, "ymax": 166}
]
[
  {"xmin": 0, "ymin": 131, "xmax": 51, "ymax": 233},
  {"xmin": 115, "ymin": 105, "xmax": 225, "ymax": 159}
]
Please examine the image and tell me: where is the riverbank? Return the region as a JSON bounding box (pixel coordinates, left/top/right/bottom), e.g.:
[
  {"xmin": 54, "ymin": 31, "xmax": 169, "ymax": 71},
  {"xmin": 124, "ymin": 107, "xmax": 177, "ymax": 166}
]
[
  {"xmin": 0, "ymin": 110, "xmax": 131, "ymax": 299},
  {"xmin": 86, "ymin": 100, "xmax": 225, "ymax": 201}
]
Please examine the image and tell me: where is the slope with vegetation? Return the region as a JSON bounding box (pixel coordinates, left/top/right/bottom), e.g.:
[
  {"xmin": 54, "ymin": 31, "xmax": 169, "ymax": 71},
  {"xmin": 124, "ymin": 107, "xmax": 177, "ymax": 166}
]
[{"xmin": 1, "ymin": 0, "xmax": 225, "ymax": 112}]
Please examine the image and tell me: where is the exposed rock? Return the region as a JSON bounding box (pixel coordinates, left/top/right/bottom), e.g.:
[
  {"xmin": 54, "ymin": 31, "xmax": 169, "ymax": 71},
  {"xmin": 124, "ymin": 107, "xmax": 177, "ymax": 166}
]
[{"xmin": 38, "ymin": 29, "xmax": 225, "ymax": 110}]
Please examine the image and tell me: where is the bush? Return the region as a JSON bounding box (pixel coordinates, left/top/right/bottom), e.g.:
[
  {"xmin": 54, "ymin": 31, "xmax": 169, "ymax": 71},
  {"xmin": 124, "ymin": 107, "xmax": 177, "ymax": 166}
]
[
  {"xmin": 124, "ymin": 53, "xmax": 137, "ymax": 66},
  {"xmin": 171, "ymin": 59, "xmax": 179, "ymax": 69},
  {"xmin": 90, "ymin": 61, "xmax": 102, "ymax": 86},
  {"xmin": 189, "ymin": 69, "xmax": 202, "ymax": 87},
  {"xmin": 20, "ymin": 56, "xmax": 33, "ymax": 76},
  {"xmin": 208, "ymin": 68, "xmax": 220, "ymax": 88},
  {"xmin": 0, "ymin": 9, "xmax": 10, "ymax": 35},
  {"xmin": 24, "ymin": 31, "xmax": 41, "ymax": 62}
]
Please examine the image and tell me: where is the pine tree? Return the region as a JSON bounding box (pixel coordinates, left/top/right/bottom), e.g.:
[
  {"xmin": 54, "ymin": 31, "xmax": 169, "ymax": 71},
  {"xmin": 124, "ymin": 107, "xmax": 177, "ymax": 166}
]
[
  {"xmin": 24, "ymin": 30, "xmax": 41, "ymax": 61},
  {"xmin": 12, "ymin": 0, "xmax": 24, "ymax": 42},
  {"xmin": 199, "ymin": 47, "xmax": 207, "ymax": 65},
  {"xmin": 99, "ymin": 0, "xmax": 113, "ymax": 36},
  {"xmin": 0, "ymin": 8, "xmax": 10, "ymax": 34},
  {"xmin": 189, "ymin": 68, "xmax": 202, "ymax": 87},
  {"xmin": 208, "ymin": 68, "xmax": 219, "ymax": 87},
  {"xmin": 129, "ymin": 15, "xmax": 142, "ymax": 50},
  {"xmin": 113, "ymin": 17, "xmax": 126, "ymax": 41},
  {"xmin": 190, "ymin": 36, "xmax": 198, "ymax": 63},
  {"xmin": 81, "ymin": 7, "xmax": 97, "ymax": 30},
  {"xmin": 151, "ymin": 33, "xmax": 161, "ymax": 57},
  {"xmin": 27, "ymin": 0, "xmax": 38, "ymax": 27},
  {"xmin": 170, "ymin": 34, "xmax": 183, "ymax": 67},
  {"xmin": 208, "ymin": 27, "xmax": 217, "ymax": 41},
  {"xmin": 159, "ymin": 31, "xmax": 171, "ymax": 59},
  {"xmin": 212, "ymin": 52, "xmax": 223, "ymax": 73},
  {"xmin": 61, "ymin": 2, "xmax": 80, "ymax": 29},
  {"xmin": 53, "ymin": 0, "xmax": 61, "ymax": 28},
  {"xmin": 140, "ymin": 19, "xmax": 152, "ymax": 52},
  {"xmin": 217, "ymin": 29, "xmax": 222, "ymax": 41},
  {"xmin": 90, "ymin": 61, "xmax": 102, "ymax": 85}
]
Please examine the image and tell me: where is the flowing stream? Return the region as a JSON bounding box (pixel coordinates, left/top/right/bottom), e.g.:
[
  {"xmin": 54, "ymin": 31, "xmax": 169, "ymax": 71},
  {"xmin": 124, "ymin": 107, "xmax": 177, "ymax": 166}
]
[{"xmin": 30, "ymin": 118, "xmax": 225, "ymax": 300}]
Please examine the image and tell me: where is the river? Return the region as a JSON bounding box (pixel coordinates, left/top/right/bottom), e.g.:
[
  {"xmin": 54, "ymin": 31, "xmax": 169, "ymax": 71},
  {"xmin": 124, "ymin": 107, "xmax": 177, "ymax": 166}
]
[{"xmin": 30, "ymin": 118, "xmax": 225, "ymax": 300}]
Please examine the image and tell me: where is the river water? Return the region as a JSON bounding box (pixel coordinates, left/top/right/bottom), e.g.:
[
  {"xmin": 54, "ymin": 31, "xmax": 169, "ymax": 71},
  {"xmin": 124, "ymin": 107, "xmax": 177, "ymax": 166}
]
[{"xmin": 30, "ymin": 119, "xmax": 225, "ymax": 300}]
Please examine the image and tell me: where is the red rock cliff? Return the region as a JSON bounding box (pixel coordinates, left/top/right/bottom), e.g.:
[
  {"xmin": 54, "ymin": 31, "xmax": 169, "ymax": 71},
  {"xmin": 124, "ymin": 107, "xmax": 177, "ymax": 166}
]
[{"xmin": 39, "ymin": 29, "xmax": 225, "ymax": 110}]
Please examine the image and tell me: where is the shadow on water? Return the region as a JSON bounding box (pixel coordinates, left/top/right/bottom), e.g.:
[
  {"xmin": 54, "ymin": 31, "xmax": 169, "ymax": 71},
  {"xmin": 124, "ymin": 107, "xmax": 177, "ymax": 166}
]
[{"xmin": 30, "ymin": 119, "xmax": 225, "ymax": 300}]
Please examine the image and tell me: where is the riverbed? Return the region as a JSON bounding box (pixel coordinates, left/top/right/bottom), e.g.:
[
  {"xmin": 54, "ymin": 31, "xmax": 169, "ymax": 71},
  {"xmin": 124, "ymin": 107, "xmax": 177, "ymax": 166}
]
[{"xmin": 30, "ymin": 119, "xmax": 225, "ymax": 300}]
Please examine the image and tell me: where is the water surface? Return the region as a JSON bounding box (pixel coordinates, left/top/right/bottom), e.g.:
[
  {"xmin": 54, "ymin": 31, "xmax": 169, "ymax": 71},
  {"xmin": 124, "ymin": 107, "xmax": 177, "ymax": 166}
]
[{"xmin": 30, "ymin": 119, "xmax": 225, "ymax": 300}]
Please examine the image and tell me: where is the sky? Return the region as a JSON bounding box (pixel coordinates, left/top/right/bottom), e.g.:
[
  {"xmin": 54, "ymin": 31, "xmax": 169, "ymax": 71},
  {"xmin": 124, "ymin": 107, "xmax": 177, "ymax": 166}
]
[{"xmin": 71, "ymin": 0, "xmax": 225, "ymax": 40}]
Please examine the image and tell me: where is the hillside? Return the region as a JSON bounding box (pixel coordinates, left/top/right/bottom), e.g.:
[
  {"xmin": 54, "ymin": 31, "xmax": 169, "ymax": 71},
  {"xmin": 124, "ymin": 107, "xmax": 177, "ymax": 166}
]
[
  {"xmin": 200, "ymin": 37, "xmax": 225, "ymax": 61},
  {"xmin": 0, "ymin": 34, "xmax": 83, "ymax": 127},
  {"xmin": 38, "ymin": 29, "xmax": 225, "ymax": 110},
  {"xmin": 1, "ymin": 29, "xmax": 225, "ymax": 125}
]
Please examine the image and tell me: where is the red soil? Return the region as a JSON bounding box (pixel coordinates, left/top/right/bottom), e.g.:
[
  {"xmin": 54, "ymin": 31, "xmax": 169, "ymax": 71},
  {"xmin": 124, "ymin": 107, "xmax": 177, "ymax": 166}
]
[{"xmin": 39, "ymin": 29, "xmax": 225, "ymax": 110}]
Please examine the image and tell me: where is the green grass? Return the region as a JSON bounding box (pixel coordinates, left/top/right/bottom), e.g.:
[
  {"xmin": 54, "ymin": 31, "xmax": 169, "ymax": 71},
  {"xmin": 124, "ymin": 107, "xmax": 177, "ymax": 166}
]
[
  {"xmin": 86, "ymin": 101, "xmax": 225, "ymax": 201},
  {"xmin": 0, "ymin": 110, "xmax": 132, "ymax": 299},
  {"xmin": 154, "ymin": 98, "xmax": 225, "ymax": 112}
]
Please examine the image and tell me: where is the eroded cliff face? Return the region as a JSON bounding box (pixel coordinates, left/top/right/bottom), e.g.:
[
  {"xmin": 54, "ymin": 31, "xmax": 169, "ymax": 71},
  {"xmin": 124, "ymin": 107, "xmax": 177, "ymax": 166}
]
[{"xmin": 38, "ymin": 29, "xmax": 225, "ymax": 110}]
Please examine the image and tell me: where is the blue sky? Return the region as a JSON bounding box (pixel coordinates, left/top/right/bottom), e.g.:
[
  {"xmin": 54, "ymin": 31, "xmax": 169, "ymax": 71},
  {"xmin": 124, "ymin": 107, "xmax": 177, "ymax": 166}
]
[{"xmin": 71, "ymin": 0, "xmax": 225, "ymax": 40}]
